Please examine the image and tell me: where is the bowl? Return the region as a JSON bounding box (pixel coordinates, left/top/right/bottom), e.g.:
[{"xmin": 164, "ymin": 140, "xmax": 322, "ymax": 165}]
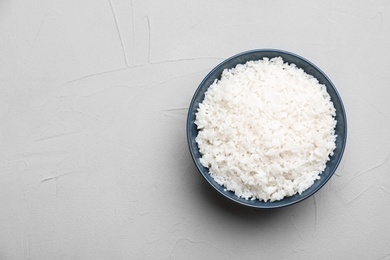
[{"xmin": 186, "ymin": 49, "xmax": 347, "ymax": 209}]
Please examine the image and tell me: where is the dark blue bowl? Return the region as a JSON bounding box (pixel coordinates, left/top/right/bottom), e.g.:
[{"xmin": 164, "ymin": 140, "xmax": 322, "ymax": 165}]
[{"xmin": 187, "ymin": 49, "xmax": 347, "ymax": 209}]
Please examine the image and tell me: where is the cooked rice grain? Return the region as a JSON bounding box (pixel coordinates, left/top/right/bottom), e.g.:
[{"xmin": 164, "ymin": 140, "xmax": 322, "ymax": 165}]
[{"xmin": 195, "ymin": 57, "xmax": 337, "ymax": 202}]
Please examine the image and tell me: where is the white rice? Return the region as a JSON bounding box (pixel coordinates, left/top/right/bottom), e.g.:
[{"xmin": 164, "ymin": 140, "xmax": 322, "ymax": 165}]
[{"xmin": 195, "ymin": 57, "xmax": 337, "ymax": 202}]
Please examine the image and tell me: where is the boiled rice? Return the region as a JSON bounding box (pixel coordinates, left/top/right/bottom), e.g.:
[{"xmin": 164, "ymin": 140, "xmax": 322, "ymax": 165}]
[{"xmin": 195, "ymin": 57, "xmax": 337, "ymax": 202}]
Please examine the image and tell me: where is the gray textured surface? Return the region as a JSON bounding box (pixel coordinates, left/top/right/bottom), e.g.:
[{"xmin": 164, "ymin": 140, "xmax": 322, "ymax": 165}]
[{"xmin": 1, "ymin": 0, "xmax": 390, "ymax": 259}]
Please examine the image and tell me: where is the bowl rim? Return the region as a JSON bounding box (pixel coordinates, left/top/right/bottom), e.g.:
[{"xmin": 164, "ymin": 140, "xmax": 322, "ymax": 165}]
[{"xmin": 186, "ymin": 48, "xmax": 347, "ymax": 209}]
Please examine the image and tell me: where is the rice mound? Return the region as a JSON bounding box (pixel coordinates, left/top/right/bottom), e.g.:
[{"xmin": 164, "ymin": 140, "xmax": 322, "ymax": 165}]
[{"xmin": 195, "ymin": 57, "xmax": 337, "ymax": 202}]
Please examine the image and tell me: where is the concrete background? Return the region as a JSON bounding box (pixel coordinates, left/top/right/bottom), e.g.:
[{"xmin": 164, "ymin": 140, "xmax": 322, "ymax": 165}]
[{"xmin": 1, "ymin": 0, "xmax": 390, "ymax": 259}]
